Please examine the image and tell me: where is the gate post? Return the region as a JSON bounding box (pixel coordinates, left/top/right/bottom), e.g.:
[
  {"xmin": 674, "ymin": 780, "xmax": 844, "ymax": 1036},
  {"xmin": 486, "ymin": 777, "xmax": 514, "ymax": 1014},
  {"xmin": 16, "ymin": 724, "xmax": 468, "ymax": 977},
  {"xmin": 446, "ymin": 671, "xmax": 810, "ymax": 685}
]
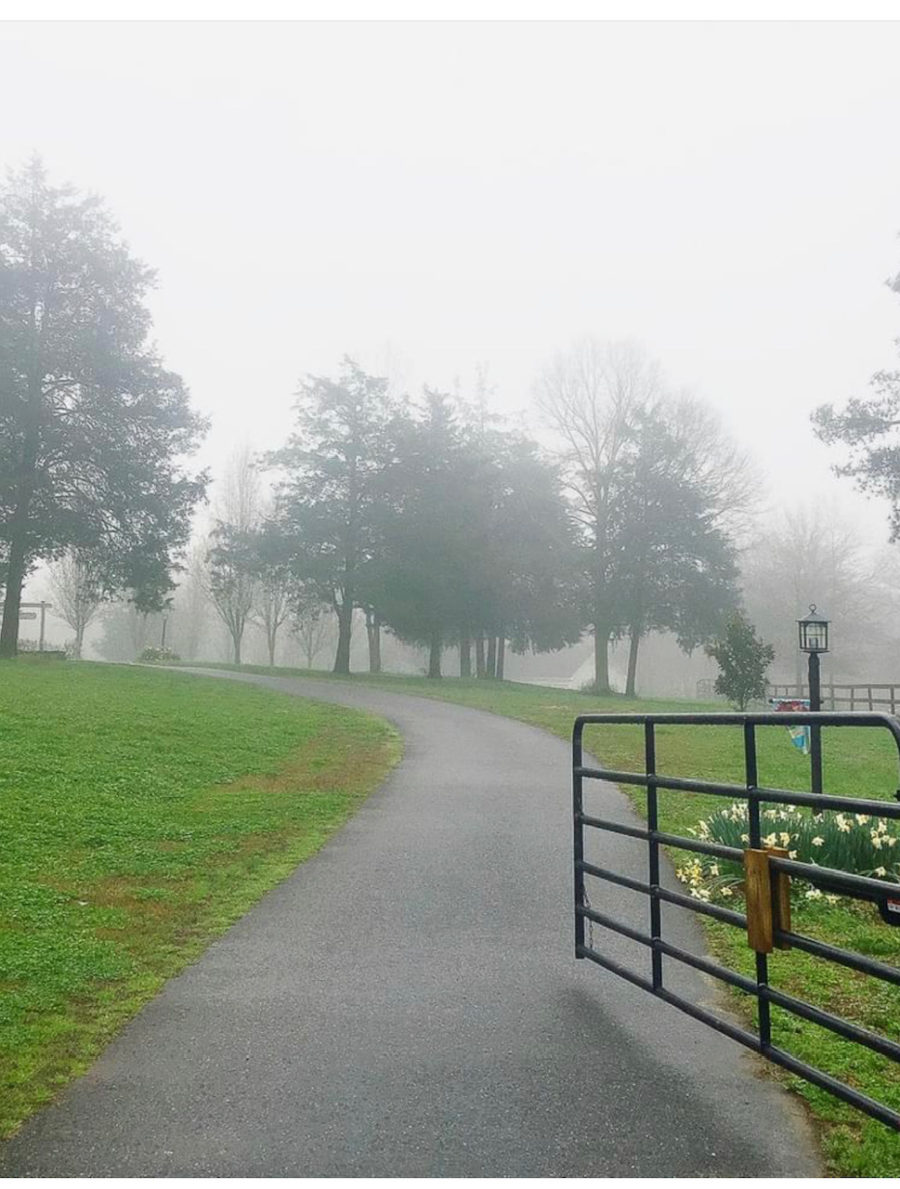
[{"xmin": 573, "ymin": 719, "xmax": 585, "ymax": 957}]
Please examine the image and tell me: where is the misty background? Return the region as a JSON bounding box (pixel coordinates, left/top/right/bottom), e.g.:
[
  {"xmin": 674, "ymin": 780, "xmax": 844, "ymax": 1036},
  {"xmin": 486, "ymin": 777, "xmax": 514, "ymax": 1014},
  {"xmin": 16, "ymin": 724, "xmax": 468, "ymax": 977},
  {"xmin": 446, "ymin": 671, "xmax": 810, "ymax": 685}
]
[{"xmin": 6, "ymin": 19, "xmax": 900, "ymax": 693}]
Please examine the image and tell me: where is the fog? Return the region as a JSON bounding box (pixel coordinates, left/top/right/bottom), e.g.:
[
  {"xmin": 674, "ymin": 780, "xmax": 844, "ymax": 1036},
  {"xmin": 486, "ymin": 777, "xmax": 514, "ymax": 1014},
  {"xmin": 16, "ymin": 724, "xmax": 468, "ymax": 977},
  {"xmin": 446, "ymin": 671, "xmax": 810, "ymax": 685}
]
[{"xmin": 7, "ymin": 18, "xmax": 900, "ymax": 689}]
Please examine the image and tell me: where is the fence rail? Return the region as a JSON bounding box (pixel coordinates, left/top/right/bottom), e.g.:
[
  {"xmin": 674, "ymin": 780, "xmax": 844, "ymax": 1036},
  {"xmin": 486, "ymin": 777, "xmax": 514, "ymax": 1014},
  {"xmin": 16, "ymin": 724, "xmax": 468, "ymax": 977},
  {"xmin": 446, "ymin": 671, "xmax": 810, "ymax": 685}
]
[{"xmin": 768, "ymin": 683, "xmax": 900, "ymax": 715}]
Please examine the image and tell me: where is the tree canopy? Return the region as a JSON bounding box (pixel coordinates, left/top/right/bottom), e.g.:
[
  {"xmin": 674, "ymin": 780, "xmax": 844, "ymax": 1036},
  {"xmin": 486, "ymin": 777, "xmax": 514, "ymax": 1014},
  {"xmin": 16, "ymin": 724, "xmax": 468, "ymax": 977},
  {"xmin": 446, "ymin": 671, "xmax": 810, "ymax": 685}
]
[
  {"xmin": 0, "ymin": 158, "xmax": 207, "ymax": 656},
  {"xmin": 812, "ymin": 261, "xmax": 900, "ymax": 539}
]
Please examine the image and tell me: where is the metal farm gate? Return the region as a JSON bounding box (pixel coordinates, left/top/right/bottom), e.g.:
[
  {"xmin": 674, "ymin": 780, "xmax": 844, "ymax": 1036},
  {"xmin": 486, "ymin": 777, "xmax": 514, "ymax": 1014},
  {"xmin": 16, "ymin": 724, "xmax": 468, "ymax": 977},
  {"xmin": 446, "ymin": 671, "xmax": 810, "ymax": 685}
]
[{"xmin": 572, "ymin": 711, "xmax": 900, "ymax": 1131}]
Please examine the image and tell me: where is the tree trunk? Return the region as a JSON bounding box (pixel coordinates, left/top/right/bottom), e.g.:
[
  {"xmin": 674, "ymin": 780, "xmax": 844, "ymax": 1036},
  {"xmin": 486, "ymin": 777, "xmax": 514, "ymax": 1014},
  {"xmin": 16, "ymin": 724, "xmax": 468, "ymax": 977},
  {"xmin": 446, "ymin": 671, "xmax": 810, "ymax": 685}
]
[
  {"xmin": 486, "ymin": 635, "xmax": 497, "ymax": 679},
  {"xmin": 365, "ymin": 609, "xmax": 382, "ymax": 674},
  {"xmin": 428, "ymin": 628, "xmax": 442, "ymax": 679},
  {"xmin": 496, "ymin": 634, "xmax": 505, "ymax": 681},
  {"xmin": 232, "ymin": 628, "xmax": 242, "ymax": 666},
  {"xmin": 333, "ymin": 603, "xmax": 352, "ymax": 674},
  {"xmin": 0, "ymin": 312, "xmax": 42, "ymax": 660},
  {"xmin": 75, "ymin": 624, "xmax": 85, "ymax": 661},
  {"xmin": 593, "ymin": 620, "xmax": 611, "ymax": 694},
  {"xmin": 0, "ymin": 436, "xmax": 39, "ymax": 660},
  {"xmin": 459, "ymin": 632, "xmax": 471, "ymax": 678},
  {"xmin": 267, "ymin": 627, "xmax": 276, "ymax": 668},
  {"xmin": 0, "ymin": 535, "xmax": 28, "ymax": 659},
  {"xmin": 625, "ymin": 626, "xmax": 641, "ymax": 698},
  {"xmin": 475, "ymin": 634, "xmax": 486, "ymax": 678}
]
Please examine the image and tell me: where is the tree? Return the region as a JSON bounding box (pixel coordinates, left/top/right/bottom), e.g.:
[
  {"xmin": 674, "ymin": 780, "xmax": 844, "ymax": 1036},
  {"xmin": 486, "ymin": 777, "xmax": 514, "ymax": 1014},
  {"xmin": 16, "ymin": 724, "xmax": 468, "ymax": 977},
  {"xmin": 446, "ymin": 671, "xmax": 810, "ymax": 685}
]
[
  {"xmin": 205, "ymin": 446, "xmax": 262, "ymax": 665},
  {"xmin": 266, "ymin": 358, "xmax": 397, "ymax": 675},
  {"xmin": 290, "ymin": 589, "xmax": 333, "ymax": 669},
  {"xmin": 373, "ymin": 390, "xmax": 482, "ymax": 679},
  {"xmin": 248, "ymin": 517, "xmax": 295, "ymax": 667},
  {"xmin": 94, "ymin": 600, "xmax": 161, "ymax": 662},
  {"xmin": 811, "ymin": 255, "xmax": 900, "ymax": 538},
  {"xmin": 0, "ymin": 158, "xmax": 207, "ymax": 657},
  {"xmin": 207, "ymin": 526, "xmax": 257, "ymax": 665},
  {"xmin": 705, "ymin": 611, "xmax": 775, "ymax": 710},
  {"xmin": 46, "ymin": 547, "xmax": 106, "ymax": 658},
  {"xmin": 536, "ymin": 339, "xmax": 660, "ymax": 692},
  {"xmin": 168, "ymin": 537, "xmax": 212, "ymax": 662},
  {"xmin": 476, "ymin": 435, "xmax": 583, "ymax": 677},
  {"xmin": 740, "ymin": 503, "xmax": 879, "ymax": 685},
  {"xmin": 608, "ymin": 399, "xmax": 742, "ymax": 697}
]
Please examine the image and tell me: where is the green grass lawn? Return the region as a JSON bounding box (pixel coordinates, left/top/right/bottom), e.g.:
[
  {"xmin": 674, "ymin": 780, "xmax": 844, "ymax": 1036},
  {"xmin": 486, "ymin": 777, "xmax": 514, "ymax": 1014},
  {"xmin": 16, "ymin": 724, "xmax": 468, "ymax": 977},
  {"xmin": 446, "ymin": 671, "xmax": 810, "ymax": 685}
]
[
  {"xmin": 191, "ymin": 661, "xmax": 900, "ymax": 1176},
  {"xmin": 0, "ymin": 660, "xmax": 400, "ymax": 1140}
]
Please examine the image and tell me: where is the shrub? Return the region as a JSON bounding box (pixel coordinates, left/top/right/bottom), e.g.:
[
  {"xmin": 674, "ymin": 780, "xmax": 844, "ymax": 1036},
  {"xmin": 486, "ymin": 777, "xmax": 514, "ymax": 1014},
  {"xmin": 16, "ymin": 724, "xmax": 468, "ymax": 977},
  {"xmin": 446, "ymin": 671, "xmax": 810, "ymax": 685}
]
[
  {"xmin": 137, "ymin": 646, "xmax": 181, "ymax": 664},
  {"xmin": 704, "ymin": 611, "xmax": 774, "ymax": 710}
]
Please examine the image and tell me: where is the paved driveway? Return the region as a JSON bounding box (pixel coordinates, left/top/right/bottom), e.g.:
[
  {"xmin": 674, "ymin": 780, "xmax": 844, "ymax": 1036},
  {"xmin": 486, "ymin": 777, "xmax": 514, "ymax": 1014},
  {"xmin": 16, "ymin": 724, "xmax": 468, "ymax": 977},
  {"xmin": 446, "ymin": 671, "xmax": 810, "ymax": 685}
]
[{"xmin": 1, "ymin": 670, "xmax": 820, "ymax": 1176}]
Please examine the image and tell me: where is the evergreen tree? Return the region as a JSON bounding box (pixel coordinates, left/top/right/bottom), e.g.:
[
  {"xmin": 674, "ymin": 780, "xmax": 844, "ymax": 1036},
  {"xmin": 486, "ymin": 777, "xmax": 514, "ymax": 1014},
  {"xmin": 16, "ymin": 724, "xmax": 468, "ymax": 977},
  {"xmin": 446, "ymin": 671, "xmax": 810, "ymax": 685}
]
[
  {"xmin": 373, "ymin": 390, "xmax": 480, "ymax": 679},
  {"xmin": 0, "ymin": 159, "xmax": 207, "ymax": 656},
  {"xmin": 610, "ymin": 401, "xmax": 740, "ymax": 696},
  {"xmin": 265, "ymin": 358, "xmax": 398, "ymax": 675}
]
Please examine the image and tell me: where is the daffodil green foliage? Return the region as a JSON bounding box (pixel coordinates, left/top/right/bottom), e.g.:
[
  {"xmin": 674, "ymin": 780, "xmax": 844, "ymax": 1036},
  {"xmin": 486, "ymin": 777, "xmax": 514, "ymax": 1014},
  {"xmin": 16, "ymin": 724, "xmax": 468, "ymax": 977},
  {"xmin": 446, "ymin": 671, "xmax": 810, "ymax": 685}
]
[{"xmin": 677, "ymin": 803, "xmax": 900, "ymax": 903}]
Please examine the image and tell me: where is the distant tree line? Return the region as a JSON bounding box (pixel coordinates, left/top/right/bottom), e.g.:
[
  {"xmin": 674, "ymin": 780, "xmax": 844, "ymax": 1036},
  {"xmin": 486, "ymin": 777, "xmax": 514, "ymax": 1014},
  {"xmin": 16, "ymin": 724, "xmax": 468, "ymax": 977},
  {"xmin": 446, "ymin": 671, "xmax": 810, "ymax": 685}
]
[
  {"xmin": 0, "ymin": 159, "xmax": 755, "ymax": 693},
  {"xmin": 204, "ymin": 347, "xmax": 748, "ymax": 692}
]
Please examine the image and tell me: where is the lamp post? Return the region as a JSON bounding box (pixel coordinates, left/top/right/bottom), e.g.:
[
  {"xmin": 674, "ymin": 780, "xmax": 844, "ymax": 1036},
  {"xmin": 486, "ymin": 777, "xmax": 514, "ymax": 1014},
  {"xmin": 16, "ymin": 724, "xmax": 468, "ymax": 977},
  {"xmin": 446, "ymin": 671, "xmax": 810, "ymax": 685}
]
[{"xmin": 798, "ymin": 604, "xmax": 829, "ymax": 797}]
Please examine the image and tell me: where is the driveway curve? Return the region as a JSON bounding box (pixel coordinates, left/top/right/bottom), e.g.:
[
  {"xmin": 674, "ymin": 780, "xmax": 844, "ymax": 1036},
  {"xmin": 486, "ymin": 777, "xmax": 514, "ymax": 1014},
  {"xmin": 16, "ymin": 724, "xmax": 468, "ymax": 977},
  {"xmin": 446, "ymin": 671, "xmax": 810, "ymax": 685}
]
[{"xmin": 1, "ymin": 669, "xmax": 820, "ymax": 1177}]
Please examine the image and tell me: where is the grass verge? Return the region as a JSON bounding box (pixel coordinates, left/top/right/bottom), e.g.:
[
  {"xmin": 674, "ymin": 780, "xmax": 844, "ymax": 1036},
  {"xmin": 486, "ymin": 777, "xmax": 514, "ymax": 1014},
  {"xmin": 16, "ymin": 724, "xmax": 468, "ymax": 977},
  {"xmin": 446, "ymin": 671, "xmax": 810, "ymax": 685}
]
[
  {"xmin": 0, "ymin": 660, "xmax": 400, "ymax": 1140},
  {"xmin": 187, "ymin": 662, "xmax": 900, "ymax": 1176}
]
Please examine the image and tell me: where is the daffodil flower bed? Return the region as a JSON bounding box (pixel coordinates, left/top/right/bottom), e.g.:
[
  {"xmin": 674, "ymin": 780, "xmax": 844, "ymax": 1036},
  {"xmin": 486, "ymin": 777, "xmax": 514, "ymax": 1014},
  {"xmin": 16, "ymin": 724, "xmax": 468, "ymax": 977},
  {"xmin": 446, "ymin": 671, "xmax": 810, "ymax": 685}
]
[{"xmin": 676, "ymin": 804, "xmax": 900, "ymax": 905}]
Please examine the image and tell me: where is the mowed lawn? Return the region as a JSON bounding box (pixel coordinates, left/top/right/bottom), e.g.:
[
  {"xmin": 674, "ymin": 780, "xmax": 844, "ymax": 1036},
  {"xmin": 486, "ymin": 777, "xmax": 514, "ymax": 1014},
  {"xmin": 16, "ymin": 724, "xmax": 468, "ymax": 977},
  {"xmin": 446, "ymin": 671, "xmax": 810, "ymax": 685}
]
[
  {"xmin": 0, "ymin": 661, "xmax": 400, "ymax": 1140},
  {"xmin": 200, "ymin": 664, "xmax": 900, "ymax": 1177}
]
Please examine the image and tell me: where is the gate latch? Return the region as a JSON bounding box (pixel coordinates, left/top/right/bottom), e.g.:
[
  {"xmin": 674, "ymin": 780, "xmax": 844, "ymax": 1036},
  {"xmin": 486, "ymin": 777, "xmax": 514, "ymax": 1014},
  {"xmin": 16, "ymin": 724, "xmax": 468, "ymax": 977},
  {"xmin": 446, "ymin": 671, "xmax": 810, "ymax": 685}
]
[{"xmin": 743, "ymin": 847, "xmax": 791, "ymax": 954}]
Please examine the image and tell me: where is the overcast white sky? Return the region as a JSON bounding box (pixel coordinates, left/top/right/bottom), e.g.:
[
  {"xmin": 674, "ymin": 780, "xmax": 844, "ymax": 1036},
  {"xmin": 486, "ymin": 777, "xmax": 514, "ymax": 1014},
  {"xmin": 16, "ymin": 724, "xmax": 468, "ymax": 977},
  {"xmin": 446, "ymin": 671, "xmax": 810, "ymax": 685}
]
[{"xmin": 4, "ymin": 19, "xmax": 900, "ymax": 548}]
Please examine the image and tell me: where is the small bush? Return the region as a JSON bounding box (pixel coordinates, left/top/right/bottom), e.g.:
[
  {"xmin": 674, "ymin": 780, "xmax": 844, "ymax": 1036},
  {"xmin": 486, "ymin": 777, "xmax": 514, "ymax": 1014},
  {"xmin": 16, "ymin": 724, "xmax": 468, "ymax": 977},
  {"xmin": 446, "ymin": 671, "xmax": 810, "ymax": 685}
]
[
  {"xmin": 676, "ymin": 803, "xmax": 900, "ymax": 904},
  {"xmin": 137, "ymin": 646, "xmax": 181, "ymax": 664}
]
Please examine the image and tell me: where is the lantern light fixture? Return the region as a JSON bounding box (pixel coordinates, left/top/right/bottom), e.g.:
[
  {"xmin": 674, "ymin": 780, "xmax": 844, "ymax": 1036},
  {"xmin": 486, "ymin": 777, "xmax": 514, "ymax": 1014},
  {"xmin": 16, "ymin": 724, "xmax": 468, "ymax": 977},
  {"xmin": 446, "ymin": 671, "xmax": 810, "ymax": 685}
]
[{"xmin": 798, "ymin": 604, "xmax": 829, "ymax": 655}]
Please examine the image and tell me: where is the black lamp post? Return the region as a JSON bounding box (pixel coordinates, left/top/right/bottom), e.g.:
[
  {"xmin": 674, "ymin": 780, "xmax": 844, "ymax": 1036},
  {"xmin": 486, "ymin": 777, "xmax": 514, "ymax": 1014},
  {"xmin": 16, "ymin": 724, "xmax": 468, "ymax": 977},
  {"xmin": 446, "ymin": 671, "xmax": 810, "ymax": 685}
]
[
  {"xmin": 798, "ymin": 604, "xmax": 829, "ymax": 710},
  {"xmin": 798, "ymin": 604, "xmax": 829, "ymax": 797}
]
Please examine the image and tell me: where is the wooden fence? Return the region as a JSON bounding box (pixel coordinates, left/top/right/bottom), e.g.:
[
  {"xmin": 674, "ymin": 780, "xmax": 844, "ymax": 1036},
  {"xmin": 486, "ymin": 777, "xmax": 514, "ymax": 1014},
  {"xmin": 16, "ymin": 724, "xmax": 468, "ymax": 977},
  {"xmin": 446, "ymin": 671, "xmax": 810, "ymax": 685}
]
[{"xmin": 767, "ymin": 683, "xmax": 900, "ymax": 715}]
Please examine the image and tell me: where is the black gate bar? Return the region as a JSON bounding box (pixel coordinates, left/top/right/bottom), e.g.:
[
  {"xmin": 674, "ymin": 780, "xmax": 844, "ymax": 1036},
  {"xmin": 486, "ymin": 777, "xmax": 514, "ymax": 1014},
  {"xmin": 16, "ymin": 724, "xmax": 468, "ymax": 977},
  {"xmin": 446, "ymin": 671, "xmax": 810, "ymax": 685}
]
[{"xmin": 573, "ymin": 710, "xmax": 900, "ymax": 1132}]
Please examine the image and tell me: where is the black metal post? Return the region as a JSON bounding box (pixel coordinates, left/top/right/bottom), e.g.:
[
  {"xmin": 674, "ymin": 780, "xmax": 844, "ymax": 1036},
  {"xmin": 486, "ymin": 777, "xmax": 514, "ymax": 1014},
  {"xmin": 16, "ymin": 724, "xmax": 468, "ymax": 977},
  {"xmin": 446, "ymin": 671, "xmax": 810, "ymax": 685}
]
[
  {"xmin": 573, "ymin": 721, "xmax": 585, "ymax": 958},
  {"xmin": 809, "ymin": 651, "xmax": 823, "ymax": 798},
  {"xmin": 744, "ymin": 722, "xmax": 771, "ymax": 1051},
  {"xmin": 645, "ymin": 722, "xmax": 663, "ymax": 990}
]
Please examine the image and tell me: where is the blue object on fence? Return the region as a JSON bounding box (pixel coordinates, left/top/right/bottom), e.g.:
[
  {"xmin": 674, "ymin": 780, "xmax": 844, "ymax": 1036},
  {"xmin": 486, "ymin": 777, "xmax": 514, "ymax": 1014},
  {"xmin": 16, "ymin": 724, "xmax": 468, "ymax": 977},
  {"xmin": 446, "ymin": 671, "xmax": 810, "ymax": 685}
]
[{"xmin": 769, "ymin": 697, "xmax": 811, "ymax": 756}]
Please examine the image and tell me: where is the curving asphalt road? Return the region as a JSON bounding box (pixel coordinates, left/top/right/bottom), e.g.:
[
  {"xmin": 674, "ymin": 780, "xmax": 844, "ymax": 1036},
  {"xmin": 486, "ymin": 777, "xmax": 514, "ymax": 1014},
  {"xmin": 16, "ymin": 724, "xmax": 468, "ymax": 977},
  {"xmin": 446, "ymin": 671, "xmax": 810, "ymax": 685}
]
[{"xmin": 1, "ymin": 670, "xmax": 821, "ymax": 1177}]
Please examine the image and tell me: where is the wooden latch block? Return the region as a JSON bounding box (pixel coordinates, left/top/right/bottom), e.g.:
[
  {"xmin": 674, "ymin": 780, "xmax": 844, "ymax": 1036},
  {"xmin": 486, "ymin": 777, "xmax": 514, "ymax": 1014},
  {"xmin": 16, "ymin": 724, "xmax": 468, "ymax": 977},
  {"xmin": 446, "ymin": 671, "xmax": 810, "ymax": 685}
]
[{"xmin": 743, "ymin": 847, "xmax": 791, "ymax": 953}]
